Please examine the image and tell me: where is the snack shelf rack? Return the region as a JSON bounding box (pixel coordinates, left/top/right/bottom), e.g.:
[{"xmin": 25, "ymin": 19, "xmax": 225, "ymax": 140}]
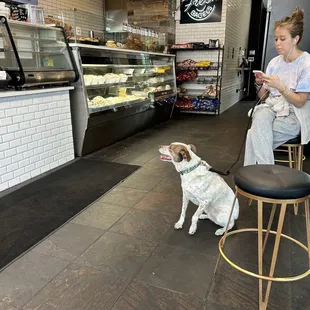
[{"xmin": 172, "ymin": 45, "xmax": 224, "ymax": 115}]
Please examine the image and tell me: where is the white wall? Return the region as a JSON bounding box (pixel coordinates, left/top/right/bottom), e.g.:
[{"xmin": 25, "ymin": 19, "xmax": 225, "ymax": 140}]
[
  {"xmin": 0, "ymin": 90, "xmax": 75, "ymax": 192},
  {"xmin": 38, "ymin": 0, "xmax": 105, "ymax": 38}
]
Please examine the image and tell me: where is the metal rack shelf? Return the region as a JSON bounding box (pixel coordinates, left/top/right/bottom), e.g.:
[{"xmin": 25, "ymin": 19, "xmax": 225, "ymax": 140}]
[
  {"xmin": 173, "ymin": 44, "xmax": 224, "ymax": 114},
  {"xmin": 86, "ymin": 81, "xmax": 134, "ymax": 89},
  {"xmin": 180, "ymin": 110, "xmax": 219, "ymax": 115},
  {"xmin": 171, "ymin": 47, "xmax": 223, "ymax": 52}
]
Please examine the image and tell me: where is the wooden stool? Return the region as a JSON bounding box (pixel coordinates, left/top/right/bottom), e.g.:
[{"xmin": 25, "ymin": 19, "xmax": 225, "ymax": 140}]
[{"xmin": 214, "ymin": 165, "xmax": 310, "ymax": 310}]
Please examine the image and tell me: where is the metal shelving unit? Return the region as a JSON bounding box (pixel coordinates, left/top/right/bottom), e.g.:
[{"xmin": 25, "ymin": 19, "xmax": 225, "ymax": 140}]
[{"xmin": 173, "ymin": 46, "xmax": 224, "ymax": 115}]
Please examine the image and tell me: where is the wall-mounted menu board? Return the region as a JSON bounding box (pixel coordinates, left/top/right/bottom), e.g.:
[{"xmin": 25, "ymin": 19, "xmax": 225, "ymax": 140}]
[{"xmin": 180, "ymin": 0, "xmax": 223, "ymax": 24}]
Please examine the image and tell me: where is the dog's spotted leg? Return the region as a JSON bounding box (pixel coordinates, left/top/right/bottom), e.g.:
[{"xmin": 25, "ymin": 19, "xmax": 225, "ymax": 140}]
[
  {"xmin": 189, "ymin": 202, "xmax": 209, "ymax": 235},
  {"xmin": 174, "ymin": 194, "xmax": 189, "ymax": 230},
  {"xmin": 215, "ymin": 219, "xmax": 235, "ymax": 236}
]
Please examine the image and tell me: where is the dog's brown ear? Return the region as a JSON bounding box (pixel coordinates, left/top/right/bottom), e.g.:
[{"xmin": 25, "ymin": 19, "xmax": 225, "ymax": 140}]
[
  {"xmin": 179, "ymin": 147, "xmax": 191, "ymax": 162},
  {"xmin": 189, "ymin": 144, "xmax": 197, "ymax": 154},
  {"xmin": 170, "ymin": 144, "xmax": 192, "ymax": 162}
]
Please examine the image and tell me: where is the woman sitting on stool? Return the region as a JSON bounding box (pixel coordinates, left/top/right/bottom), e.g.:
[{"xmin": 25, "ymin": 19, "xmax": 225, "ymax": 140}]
[{"xmin": 244, "ymin": 8, "xmax": 310, "ymax": 166}]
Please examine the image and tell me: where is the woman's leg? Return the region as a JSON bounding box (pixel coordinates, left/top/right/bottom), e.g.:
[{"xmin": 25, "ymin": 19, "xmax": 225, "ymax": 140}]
[
  {"xmin": 272, "ymin": 113, "xmax": 301, "ymax": 149},
  {"xmin": 244, "ymin": 106, "xmax": 276, "ymax": 165},
  {"xmin": 244, "ymin": 129, "xmax": 256, "ymax": 166}
]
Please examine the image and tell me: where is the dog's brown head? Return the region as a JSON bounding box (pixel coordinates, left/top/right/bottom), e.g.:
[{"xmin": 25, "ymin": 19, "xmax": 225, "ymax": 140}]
[{"xmin": 159, "ymin": 143, "xmax": 197, "ymax": 163}]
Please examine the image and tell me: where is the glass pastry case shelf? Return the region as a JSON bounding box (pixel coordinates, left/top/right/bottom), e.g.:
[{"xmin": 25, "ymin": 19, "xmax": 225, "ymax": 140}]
[
  {"xmin": 70, "ymin": 44, "xmax": 177, "ymax": 115},
  {"xmin": 0, "ymin": 17, "xmax": 78, "ymax": 88}
]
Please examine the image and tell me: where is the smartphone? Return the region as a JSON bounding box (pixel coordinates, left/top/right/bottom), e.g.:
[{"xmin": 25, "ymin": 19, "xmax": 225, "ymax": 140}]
[{"xmin": 253, "ymin": 70, "xmax": 264, "ymax": 75}]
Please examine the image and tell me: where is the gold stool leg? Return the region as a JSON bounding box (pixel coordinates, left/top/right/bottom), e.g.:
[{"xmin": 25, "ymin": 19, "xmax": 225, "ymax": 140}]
[
  {"xmin": 257, "ymin": 200, "xmax": 264, "ymax": 309},
  {"xmin": 262, "ymin": 204, "xmax": 277, "ymax": 254},
  {"xmin": 293, "ymin": 147, "xmax": 298, "ymax": 169},
  {"xmin": 263, "ymin": 203, "xmax": 287, "ymax": 309},
  {"xmin": 300, "ymin": 146, "xmax": 304, "ymax": 171},
  {"xmin": 214, "ymin": 190, "xmax": 239, "ymax": 276},
  {"xmin": 298, "ymin": 145, "xmax": 303, "ymax": 170},
  {"xmin": 288, "ymin": 146, "xmax": 293, "ymax": 168},
  {"xmin": 294, "ymin": 203, "xmax": 299, "ymax": 216},
  {"xmin": 293, "ymin": 145, "xmax": 303, "ymax": 216},
  {"xmin": 248, "ymin": 198, "xmax": 253, "ymax": 207},
  {"xmin": 305, "ymin": 199, "xmax": 310, "ymax": 268}
]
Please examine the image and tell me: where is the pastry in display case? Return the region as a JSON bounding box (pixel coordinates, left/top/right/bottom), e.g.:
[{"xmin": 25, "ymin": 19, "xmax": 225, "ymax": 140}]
[
  {"xmin": 69, "ymin": 43, "xmax": 177, "ymax": 156},
  {"xmin": 0, "ymin": 16, "xmax": 78, "ymax": 88}
]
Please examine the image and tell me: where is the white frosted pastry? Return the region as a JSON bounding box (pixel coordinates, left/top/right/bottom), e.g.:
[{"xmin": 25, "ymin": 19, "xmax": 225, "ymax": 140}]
[
  {"xmin": 98, "ymin": 75, "xmax": 105, "ymax": 84},
  {"xmin": 119, "ymin": 74, "xmax": 128, "ymax": 83}
]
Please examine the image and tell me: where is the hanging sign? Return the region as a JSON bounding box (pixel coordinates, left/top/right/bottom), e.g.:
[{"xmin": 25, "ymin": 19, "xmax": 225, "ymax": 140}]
[{"xmin": 180, "ymin": 0, "xmax": 223, "ymax": 24}]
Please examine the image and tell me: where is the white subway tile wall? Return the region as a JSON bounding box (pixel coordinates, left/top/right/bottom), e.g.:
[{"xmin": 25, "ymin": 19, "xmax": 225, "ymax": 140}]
[
  {"xmin": 221, "ymin": 0, "xmax": 252, "ymax": 113},
  {"xmin": 0, "ymin": 91, "xmax": 75, "ymax": 192},
  {"xmin": 175, "ymin": 0, "xmax": 227, "ymax": 44},
  {"xmin": 38, "ymin": 0, "xmax": 105, "ymax": 38}
]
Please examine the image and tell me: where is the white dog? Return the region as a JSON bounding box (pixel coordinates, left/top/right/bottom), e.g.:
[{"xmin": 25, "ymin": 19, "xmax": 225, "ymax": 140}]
[{"xmin": 159, "ymin": 142, "xmax": 239, "ymax": 236}]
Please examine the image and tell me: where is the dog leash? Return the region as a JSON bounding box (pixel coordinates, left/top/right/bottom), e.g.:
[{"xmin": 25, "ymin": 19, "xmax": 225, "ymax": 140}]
[{"xmin": 208, "ymin": 85, "xmax": 266, "ymax": 176}]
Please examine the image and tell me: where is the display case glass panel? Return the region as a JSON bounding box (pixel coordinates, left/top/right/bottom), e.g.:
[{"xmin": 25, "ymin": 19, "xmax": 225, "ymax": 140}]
[
  {"xmin": 7, "ymin": 20, "xmax": 73, "ymax": 71},
  {"xmin": 75, "ymin": 45, "xmax": 176, "ymax": 114},
  {"xmin": 0, "ymin": 17, "xmax": 78, "ymax": 87}
]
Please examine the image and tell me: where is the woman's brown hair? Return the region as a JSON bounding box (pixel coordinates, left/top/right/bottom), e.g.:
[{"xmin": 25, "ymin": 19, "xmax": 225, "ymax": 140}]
[{"xmin": 274, "ymin": 8, "xmax": 304, "ymax": 42}]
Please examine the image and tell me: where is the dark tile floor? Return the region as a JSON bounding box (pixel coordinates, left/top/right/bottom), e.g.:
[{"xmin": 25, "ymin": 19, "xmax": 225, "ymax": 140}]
[{"xmin": 1, "ymin": 102, "xmax": 310, "ymax": 310}]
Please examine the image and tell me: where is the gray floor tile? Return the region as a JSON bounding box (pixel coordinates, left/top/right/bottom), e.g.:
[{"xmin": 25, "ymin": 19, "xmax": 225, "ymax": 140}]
[
  {"xmin": 74, "ymin": 232, "xmax": 157, "ymax": 279},
  {"xmin": 99, "ymin": 186, "xmax": 148, "ymax": 208},
  {"xmin": 32, "ymin": 223, "xmax": 104, "ymax": 262},
  {"xmin": 0, "ymin": 251, "xmax": 69, "ymax": 309},
  {"xmin": 136, "ymin": 243, "xmax": 216, "ymax": 299},
  {"xmin": 133, "ymin": 164, "xmax": 175, "ymax": 178},
  {"xmin": 112, "ymin": 280, "xmax": 204, "ymax": 310},
  {"xmin": 207, "ymin": 260, "xmax": 291, "ymax": 310},
  {"xmin": 0, "ymin": 302, "xmax": 18, "ymax": 310},
  {"xmin": 23, "ymin": 263, "xmax": 131, "ymax": 310},
  {"xmin": 109, "ymin": 209, "xmax": 177, "ymax": 242},
  {"xmin": 162, "ymin": 202, "xmax": 223, "ymax": 257},
  {"xmin": 71, "ymin": 202, "xmax": 129, "ymax": 230},
  {"xmin": 152, "ymin": 177, "xmax": 182, "ymax": 196},
  {"xmin": 134, "ymin": 191, "xmax": 182, "ymax": 215},
  {"xmin": 203, "ymin": 301, "xmax": 238, "ymax": 310},
  {"xmin": 113, "ymin": 149, "xmax": 157, "ymax": 165},
  {"xmin": 120, "ymin": 173, "xmax": 163, "ymax": 191},
  {"xmin": 145, "ymin": 157, "xmax": 172, "ymax": 169}
]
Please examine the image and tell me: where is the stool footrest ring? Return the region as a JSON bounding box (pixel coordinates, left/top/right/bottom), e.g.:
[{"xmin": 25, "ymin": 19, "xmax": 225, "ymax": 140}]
[{"xmin": 219, "ymin": 228, "xmax": 310, "ymax": 282}]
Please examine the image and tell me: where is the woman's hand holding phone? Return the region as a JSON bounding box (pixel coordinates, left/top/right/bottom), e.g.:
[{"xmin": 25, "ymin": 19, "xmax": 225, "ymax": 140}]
[
  {"xmin": 253, "ymin": 70, "xmax": 264, "ymax": 85},
  {"xmin": 261, "ymin": 73, "xmax": 285, "ymax": 91}
]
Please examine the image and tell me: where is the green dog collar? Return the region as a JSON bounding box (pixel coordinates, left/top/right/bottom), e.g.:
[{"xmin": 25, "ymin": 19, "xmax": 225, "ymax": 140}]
[{"xmin": 180, "ymin": 162, "xmax": 201, "ymax": 175}]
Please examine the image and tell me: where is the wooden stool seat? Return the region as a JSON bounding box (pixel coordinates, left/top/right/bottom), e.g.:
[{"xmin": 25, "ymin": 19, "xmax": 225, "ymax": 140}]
[{"xmin": 214, "ymin": 165, "xmax": 310, "ymax": 310}]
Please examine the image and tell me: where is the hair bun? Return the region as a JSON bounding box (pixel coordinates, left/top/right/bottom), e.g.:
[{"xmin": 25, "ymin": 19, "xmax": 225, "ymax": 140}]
[{"xmin": 292, "ymin": 8, "xmax": 304, "ymax": 22}]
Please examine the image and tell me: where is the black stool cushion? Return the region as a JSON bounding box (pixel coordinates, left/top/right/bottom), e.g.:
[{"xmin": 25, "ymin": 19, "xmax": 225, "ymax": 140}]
[
  {"xmin": 284, "ymin": 135, "xmax": 301, "ymax": 144},
  {"xmin": 233, "ymin": 165, "xmax": 310, "ymax": 199}
]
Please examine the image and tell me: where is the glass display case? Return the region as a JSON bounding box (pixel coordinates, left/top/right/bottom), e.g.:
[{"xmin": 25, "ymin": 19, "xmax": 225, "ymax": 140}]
[
  {"xmin": 0, "ymin": 16, "xmax": 78, "ymax": 88},
  {"xmin": 69, "ymin": 43, "xmax": 176, "ymax": 156}
]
